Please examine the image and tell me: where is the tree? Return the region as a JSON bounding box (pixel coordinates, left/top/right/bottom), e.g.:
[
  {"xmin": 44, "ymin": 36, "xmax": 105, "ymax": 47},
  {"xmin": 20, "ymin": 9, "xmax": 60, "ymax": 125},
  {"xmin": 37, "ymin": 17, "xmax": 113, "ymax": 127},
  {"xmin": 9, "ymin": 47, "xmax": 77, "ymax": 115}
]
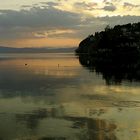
[{"xmin": 105, "ymin": 25, "xmax": 111, "ymax": 32}]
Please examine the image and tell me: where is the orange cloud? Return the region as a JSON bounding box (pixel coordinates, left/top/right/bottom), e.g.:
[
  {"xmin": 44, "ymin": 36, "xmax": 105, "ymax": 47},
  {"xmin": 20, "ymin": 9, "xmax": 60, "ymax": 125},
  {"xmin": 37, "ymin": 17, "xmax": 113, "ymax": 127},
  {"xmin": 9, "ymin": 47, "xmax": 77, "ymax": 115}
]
[{"xmin": 0, "ymin": 38, "xmax": 80, "ymax": 48}]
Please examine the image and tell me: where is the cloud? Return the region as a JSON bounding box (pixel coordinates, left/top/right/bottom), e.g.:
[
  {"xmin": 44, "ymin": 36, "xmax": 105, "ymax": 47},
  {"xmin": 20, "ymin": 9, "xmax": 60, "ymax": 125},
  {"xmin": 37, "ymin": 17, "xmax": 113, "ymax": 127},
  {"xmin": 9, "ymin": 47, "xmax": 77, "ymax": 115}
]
[
  {"xmin": 21, "ymin": 5, "xmax": 32, "ymax": 8},
  {"xmin": 103, "ymin": 0, "xmax": 121, "ymax": 3},
  {"xmin": 34, "ymin": 29, "xmax": 76, "ymax": 38},
  {"xmin": 40, "ymin": 1, "xmax": 60, "ymax": 7},
  {"xmin": 0, "ymin": 5, "xmax": 82, "ymax": 39},
  {"xmin": 73, "ymin": 15, "xmax": 140, "ymax": 39},
  {"xmin": 102, "ymin": 3, "xmax": 117, "ymax": 11},
  {"xmin": 0, "ymin": 7, "xmax": 81, "ymax": 28},
  {"xmin": 103, "ymin": 5, "xmax": 116, "ymax": 11},
  {"xmin": 0, "ymin": 3, "xmax": 140, "ymax": 47},
  {"xmin": 123, "ymin": 2, "xmax": 140, "ymax": 10},
  {"xmin": 74, "ymin": 2, "xmax": 98, "ymax": 10}
]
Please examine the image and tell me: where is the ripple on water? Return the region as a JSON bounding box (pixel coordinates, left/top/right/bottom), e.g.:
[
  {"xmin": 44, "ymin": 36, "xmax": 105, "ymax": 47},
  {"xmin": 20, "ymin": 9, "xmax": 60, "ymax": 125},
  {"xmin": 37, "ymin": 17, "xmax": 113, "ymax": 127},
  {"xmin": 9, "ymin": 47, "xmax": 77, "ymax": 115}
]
[{"xmin": 113, "ymin": 101, "xmax": 140, "ymax": 107}]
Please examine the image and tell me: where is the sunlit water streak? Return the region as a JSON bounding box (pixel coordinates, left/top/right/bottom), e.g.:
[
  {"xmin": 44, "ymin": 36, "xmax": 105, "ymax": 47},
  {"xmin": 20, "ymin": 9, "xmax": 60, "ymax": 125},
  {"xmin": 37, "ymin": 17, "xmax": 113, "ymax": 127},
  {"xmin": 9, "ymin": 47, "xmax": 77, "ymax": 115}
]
[{"xmin": 0, "ymin": 53, "xmax": 140, "ymax": 140}]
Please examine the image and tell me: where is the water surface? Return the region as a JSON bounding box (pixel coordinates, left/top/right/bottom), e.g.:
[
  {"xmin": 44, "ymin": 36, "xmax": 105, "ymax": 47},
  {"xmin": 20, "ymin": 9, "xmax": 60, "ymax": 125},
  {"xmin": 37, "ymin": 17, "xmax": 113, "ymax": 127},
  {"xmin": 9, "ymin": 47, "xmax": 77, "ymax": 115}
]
[{"xmin": 0, "ymin": 53, "xmax": 140, "ymax": 140}]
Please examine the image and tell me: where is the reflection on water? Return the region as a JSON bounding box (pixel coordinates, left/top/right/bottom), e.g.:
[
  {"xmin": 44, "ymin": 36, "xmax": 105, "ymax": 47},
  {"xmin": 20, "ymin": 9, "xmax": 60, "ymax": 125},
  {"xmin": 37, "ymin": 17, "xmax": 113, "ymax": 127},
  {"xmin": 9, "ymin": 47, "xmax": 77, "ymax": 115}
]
[
  {"xmin": 0, "ymin": 53, "xmax": 140, "ymax": 140},
  {"xmin": 15, "ymin": 109, "xmax": 117, "ymax": 140},
  {"xmin": 78, "ymin": 53, "xmax": 140, "ymax": 85}
]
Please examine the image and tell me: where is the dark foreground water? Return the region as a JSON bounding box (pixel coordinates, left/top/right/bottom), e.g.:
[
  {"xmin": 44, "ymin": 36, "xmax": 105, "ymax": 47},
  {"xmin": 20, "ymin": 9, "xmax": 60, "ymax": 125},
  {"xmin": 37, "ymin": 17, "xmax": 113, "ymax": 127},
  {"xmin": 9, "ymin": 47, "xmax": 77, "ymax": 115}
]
[{"xmin": 0, "ymin": 53, "xmax": 140, "ymax": 140}]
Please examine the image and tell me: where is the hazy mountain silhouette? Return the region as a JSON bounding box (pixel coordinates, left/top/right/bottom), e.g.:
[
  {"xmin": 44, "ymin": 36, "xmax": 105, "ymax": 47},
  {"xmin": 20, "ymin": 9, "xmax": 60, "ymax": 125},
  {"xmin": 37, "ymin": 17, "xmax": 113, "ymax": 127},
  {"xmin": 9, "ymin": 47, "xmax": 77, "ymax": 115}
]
[{"xmin": 0, "ymin": 46, "xmax": 76, "ymax": 53}]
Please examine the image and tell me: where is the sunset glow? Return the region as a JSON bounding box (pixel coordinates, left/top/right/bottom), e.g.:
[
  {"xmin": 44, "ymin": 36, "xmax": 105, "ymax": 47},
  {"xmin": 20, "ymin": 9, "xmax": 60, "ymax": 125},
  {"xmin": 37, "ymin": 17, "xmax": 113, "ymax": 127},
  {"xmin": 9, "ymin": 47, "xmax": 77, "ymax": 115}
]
[{"xmin": 0, "ymin": 0, "xmax": 139, "ymax": 48}]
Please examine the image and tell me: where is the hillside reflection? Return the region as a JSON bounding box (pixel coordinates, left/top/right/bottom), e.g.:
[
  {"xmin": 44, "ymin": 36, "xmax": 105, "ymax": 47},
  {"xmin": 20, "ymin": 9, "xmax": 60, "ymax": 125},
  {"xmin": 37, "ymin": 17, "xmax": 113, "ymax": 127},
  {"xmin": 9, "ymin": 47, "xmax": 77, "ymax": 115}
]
[{"xmin": 78, "ymin": 53, "xmax": 140, "ymax": 84}]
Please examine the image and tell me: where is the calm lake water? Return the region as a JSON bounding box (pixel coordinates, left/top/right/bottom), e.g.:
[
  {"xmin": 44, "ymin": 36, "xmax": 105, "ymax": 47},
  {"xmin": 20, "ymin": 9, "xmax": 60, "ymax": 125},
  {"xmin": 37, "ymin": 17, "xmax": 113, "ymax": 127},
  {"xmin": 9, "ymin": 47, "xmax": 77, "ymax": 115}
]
[{"xmin": 0, "ymin": 53, "xmax": 140, "ymax": 140}]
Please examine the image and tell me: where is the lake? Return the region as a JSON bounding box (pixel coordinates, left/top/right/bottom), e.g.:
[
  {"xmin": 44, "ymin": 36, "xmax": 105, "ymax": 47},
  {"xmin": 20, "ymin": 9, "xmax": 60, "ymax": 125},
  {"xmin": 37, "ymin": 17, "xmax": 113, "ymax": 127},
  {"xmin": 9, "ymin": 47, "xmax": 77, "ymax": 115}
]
[{"xmin": 0, "ymin": 53, "xmax": 140, "ymax": 140}]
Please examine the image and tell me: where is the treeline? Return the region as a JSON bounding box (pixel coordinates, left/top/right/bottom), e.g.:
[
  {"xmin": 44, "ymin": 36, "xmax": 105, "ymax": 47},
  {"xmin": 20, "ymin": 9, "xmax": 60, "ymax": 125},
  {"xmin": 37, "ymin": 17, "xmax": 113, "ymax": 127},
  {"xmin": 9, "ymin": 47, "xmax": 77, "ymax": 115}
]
[
  {"xmin": 76, "ymin": 22, "xmax": 140, "ymax": 84},
  {"xmin": 76, "ymin": 22, "xmax": 140, "ymax": 54}
]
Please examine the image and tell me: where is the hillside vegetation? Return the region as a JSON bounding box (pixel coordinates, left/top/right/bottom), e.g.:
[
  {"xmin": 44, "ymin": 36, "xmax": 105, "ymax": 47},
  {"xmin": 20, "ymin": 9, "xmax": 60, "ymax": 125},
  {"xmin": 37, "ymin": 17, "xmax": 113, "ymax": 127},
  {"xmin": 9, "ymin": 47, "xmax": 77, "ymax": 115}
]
[
  {"xmin": 76, "ymin": 22, "xmax": 140, "ymax": 84},
  {"xmin": 76, "ymin": 22, "xmax": 140, "ymax": 54}
]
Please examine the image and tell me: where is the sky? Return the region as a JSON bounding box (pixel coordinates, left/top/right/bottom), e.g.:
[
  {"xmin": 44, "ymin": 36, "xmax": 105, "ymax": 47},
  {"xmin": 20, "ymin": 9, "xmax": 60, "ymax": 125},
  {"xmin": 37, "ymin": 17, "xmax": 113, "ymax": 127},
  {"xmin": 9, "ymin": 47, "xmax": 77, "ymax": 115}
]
[{"xmin": 0, "ymin": 0, "xmax": 140, "ymax": 48}]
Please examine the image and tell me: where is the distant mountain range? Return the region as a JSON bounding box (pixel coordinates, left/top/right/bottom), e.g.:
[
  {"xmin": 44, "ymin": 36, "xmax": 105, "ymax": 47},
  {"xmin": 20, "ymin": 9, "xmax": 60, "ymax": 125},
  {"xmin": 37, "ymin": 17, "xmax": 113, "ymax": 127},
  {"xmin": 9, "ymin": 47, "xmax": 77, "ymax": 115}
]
[{"xmin": 0, "ymin": 46, "xmax": 76, "ymax": 53}]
